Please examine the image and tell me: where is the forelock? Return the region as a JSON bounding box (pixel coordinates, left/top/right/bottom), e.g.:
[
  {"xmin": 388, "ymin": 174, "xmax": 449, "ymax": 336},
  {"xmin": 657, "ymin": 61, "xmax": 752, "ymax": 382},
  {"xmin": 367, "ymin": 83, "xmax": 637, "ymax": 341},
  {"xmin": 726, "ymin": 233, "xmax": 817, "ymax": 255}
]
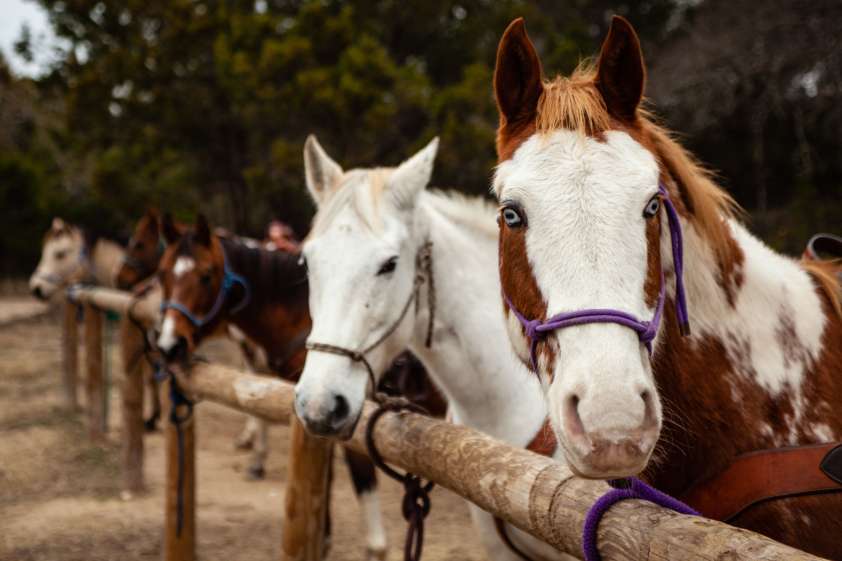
[
  {"xmin": 536, "ymin": 63, "xmax": 611, "ymax": 136},
  {"xmin": 310, "ymin": 168, "xmax": 395, "ymax": 236}
]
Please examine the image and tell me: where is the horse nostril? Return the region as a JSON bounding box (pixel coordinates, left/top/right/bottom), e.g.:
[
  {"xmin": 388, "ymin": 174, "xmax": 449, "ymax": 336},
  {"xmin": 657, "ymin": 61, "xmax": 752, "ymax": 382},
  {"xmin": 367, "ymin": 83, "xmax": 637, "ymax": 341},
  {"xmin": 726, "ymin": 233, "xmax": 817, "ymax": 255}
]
[
  {"xmin": 163, "ymin": 336, "xmax": 188, "ymax": 361},
  {"xmin": 31, "ymin": 286, "xmax": 43, "ymax": 300},
  {"xmin": 640, "ymin": 389, "xmax": 657, "ymax": 428},
  {"xmin": 563, "ymin": 393, "xmax": 585, "ymax": 440},
  {"xmin": 329, "ymin": 394, "xmax": 349, "ymax": 425}
]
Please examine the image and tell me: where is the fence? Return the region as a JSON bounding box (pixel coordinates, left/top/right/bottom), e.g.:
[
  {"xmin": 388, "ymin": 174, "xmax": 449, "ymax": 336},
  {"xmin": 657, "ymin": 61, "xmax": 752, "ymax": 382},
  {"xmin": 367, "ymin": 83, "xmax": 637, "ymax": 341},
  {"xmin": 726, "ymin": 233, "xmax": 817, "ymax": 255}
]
[{"xmin": 60, "ymin": 286, "xmax": 821, "ymax": 561}]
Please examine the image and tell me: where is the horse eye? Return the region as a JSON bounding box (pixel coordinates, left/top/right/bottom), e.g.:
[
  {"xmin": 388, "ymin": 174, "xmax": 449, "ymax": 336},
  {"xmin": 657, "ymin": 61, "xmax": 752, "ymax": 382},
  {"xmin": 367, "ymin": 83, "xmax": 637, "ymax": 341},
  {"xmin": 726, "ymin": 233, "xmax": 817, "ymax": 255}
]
[
  {"xmin": 135, "ymin": 241, "xmax": 144, "ymax": 251},
  {"xmin": 377, "ymin": 256, "xmax": 398, "ymax": 276},
  {"xmin": 54, "ymin": 250, "xmax": 67, "ymax": 260},
  {"xmin": 643, "ymin": 196, "xmax": 661, "ymax": 218},
  {"xmin": 501, "ymin": 205, "xmax": 525, "ymax": 228},
  {"xmin": 200, "ymin": 273, "xmax": 212, "ymax": 286}
]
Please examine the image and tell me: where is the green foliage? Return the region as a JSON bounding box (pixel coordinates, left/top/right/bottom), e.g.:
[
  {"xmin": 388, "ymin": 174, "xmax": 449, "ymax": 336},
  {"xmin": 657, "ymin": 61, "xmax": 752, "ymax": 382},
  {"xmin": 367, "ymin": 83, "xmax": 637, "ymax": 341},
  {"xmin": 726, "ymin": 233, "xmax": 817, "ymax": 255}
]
[{"xmin": 3, "ymin": 0, "xmax": 837, "ymax": 274}]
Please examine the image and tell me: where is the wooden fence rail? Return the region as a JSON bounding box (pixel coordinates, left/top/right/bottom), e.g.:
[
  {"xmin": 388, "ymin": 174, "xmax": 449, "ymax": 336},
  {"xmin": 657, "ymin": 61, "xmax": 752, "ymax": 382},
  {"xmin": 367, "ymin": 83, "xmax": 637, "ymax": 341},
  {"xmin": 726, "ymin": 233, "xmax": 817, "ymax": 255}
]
[{"xmin": 63, "ymin": 286, "xmax": 822, "ymax": 561}]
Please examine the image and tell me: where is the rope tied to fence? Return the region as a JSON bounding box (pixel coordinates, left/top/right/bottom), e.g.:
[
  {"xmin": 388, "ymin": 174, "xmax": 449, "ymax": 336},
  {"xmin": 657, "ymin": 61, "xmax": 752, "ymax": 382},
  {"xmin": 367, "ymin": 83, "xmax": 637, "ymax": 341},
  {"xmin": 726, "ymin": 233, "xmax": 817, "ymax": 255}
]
[
  {"xmin": 365, "ymin": 397, "xmax": 434, "ymax": 561},
  {"xmin": 582, "ymin": 477, "xmax": 699, "ymax": 561},
  {"xmin": 154, "ymin": 363, "xmax": 195, "ymax": 538}
]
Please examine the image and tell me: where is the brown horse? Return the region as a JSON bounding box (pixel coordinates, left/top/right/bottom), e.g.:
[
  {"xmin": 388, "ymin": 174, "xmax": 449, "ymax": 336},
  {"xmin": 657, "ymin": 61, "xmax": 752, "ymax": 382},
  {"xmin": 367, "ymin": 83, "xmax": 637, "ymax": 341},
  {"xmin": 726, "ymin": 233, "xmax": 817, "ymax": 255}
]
[
  {"xmin": 492, "ymin": 16, "xmax": 842, "ymax": 556},
  {"xmin": 116, "ymin": 209, "xmax": 292, "ymax": 466},
  {"xmin": 113, "ymin": 208, "xmax": 171, "ymax": 431},
  {"xmin": 155, "ymin": 214, "xmax": 398, "ymax": 559},
  {"xmin": 115, "ymin": 208, "xmax": 168, "ymax": 291}
]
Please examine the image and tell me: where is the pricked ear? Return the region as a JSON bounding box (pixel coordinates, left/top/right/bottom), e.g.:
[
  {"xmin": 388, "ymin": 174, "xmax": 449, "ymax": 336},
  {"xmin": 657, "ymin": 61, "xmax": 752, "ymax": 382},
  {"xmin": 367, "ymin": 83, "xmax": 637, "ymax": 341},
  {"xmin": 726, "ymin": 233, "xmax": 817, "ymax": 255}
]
[
  {"xmin": 195, "ymin": 214, "xmax": 212, "ymax": 247},
  {"xmin": 143, "ymin": 208, "xmax": 160, "ymax": 234},
  {"xmin": 51, "ymin": 217, "xmax": 65, "ymax": 231},
  {"xmin": 596, "ymin": 16, "xmax": 645, "ymax": 122},
  {"xmin": 388, "ymin": 137, "xmax": 439, "ymax": 211},
  {"xmin": 303, "ymin": 135, "xmax": 343, "ymax": 206},
  {"xmin": 161, "ymin": 213, "xmax": 181, "ymax": 245},
  {"xmin": 494, "ymin": 18, "xmax": 544, "ymax": 128}
]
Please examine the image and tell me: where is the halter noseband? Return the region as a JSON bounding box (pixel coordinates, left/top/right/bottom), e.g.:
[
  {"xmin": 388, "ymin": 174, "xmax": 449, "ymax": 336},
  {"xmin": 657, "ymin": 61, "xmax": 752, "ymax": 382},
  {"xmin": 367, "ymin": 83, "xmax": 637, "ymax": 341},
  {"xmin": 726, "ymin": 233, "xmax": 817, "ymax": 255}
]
[
  {"xmin": 505, "ymin": 183, "xmax": 690, "ymax": 372},
  {"xmin": 305, "ymin": 241, "xmax": 435, "ymax": 393},
  {"xmin": 160, "ymin": 246, "xmax": 251, "ymax": 330}
]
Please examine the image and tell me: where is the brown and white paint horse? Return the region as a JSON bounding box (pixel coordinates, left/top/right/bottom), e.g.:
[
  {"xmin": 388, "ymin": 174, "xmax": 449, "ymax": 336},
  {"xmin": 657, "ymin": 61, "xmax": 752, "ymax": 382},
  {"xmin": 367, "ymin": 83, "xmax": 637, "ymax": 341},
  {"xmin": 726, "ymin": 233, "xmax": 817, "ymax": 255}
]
[
  {"xmin": 154, "ymin": 214, "xmax": 391, "ymax": 559},
  {"xmin": 492, "ymin": 17, "xmax": 842, "ymax": 556},
  {"xmin": 30, "ymin": 217, "xmax": 124, "ymax": 300},
  {"xmin": 117, "ymin": 208, "xmax": 285, "ymax": 460}
]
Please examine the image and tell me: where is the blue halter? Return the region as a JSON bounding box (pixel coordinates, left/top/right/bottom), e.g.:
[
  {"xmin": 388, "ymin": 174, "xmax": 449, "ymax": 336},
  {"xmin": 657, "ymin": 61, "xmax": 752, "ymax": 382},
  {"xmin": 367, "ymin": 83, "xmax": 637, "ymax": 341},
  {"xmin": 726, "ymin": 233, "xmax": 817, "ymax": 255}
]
[{"xmin": 160, "ymin": 247, "xmax": 251, "ymax": 329}]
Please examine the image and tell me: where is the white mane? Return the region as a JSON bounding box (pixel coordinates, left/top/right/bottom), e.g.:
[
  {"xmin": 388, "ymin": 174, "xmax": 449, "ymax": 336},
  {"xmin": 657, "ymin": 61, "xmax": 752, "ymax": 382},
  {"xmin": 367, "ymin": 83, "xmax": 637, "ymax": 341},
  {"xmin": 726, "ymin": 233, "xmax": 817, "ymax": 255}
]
[{"xmin": 423, "ymin": 190, "xmax": 498, "ymax": 241}]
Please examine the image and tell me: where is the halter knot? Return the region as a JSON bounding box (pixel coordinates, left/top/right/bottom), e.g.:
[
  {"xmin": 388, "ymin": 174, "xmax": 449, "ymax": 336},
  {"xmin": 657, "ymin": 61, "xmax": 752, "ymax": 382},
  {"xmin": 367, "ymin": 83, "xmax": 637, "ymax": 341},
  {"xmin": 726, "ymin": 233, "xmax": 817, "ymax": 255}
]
[{"xmin": 525, "ymin": 319, "xmax": 544, "ymax": 341}]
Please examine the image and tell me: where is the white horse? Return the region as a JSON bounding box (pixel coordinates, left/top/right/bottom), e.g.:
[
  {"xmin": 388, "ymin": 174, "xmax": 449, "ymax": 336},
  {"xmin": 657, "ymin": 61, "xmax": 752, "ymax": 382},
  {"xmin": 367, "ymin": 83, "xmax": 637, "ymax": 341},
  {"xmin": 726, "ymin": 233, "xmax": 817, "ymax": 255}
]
[{"xmin": 294, "ymin": 136, "xmax": 575, "ymax": 561}]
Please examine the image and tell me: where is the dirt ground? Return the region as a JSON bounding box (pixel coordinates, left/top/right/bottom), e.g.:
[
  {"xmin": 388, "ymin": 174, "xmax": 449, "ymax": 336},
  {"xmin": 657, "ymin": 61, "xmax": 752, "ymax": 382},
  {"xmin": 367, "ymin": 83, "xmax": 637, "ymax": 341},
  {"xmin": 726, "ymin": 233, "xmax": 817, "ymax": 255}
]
[{"xmin": 0, "ymin": 299, "xmax": 485, "ymax": 561}]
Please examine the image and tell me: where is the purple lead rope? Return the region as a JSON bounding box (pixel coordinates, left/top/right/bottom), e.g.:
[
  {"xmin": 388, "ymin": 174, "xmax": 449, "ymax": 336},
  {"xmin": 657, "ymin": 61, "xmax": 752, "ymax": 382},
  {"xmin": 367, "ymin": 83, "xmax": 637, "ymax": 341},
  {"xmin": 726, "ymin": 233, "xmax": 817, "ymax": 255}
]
[{"xmin": 582, "ymin": 478, "xmax": 699, "ymax": 561}]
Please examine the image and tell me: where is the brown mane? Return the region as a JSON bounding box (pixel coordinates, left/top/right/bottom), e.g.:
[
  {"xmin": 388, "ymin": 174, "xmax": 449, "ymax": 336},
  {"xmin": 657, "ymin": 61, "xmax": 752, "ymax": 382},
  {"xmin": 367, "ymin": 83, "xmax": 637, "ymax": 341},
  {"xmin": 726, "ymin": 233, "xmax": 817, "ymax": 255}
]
[{"xmin": 802, "ymin": 259, "xmax": 842, "ymax": 318}]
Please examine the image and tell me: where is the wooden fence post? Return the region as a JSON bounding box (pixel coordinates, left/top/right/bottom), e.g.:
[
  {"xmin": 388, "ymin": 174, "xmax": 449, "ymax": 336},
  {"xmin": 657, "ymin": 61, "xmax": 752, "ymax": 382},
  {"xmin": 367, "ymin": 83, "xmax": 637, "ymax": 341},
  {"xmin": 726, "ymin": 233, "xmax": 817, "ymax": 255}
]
[
  {"xmin": 62, "ymin": 299, "xmax": 79, "ymax": 410},
  {"xmin": 161, "ymin": 375, "xmax": 196, "ymax": 561},
  {"xmin": 280, "ymin": 415, "xmax": 332, "ymax": 561},
  {"xmin": 84, "ymin": 303, "xmax": 105, "ymax": 440},
  {"xmin": 120, "ymin": 317, "xmax": 146, "ymax": 495}
]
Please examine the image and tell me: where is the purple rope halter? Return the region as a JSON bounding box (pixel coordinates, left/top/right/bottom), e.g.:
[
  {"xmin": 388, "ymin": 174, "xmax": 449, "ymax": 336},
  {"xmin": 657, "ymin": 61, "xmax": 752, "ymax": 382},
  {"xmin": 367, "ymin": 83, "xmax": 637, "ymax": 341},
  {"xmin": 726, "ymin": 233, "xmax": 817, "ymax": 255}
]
[
  {"xmin": 160, "ymin": 246, "xmax": 251, "ymax": 329},
  {"xmin": 504, "ymin": 183, "xmax": 689, "ymax": 372},
  {"xmin": 582, "ymin": 478, "xmax": 699, "ymax": 561}
]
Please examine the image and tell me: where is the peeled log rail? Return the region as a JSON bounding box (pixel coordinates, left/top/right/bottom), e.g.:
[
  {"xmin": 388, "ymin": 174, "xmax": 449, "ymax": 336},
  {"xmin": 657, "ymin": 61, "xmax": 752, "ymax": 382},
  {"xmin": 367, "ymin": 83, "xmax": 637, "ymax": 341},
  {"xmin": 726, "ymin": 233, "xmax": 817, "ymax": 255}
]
[
  {"xmin": 179, "ymin": 363, "xmax": 818, "ymax": 561},
  {"xmin": 65, "ymin": 287, "xmax": 821, "ymax": 561}
]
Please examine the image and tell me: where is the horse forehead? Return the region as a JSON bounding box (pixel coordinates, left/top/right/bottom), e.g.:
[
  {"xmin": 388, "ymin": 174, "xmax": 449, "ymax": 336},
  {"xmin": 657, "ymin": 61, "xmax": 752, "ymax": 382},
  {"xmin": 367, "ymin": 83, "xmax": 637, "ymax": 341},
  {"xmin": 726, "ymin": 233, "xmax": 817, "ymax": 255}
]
[
  {"xmin": 310, "ymin": 207, "xmax": 401, "ymax": 256},
  {"xmin": 495, "ymin": 130, "xmax": 658, "ymax": 202},
  {"xmin": 43, "ymin": 232, "xmax": 77, "ymax": 252},
  {"xmin": 174, "ymin": 256, "xmax": 196, "ymax": 277}
]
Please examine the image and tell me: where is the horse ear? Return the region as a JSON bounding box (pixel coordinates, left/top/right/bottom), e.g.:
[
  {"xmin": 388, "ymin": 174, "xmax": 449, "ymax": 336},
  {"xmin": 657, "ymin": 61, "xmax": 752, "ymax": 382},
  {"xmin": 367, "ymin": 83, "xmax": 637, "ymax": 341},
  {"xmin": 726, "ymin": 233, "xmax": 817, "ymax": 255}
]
[
  {"xmin": 303, "ymin": 135, "xmax": 343, "ymax": 206},
  {"xmin": 143, "ymin": 208, "xmax": 160, "ymax": 234},
  {"xmin": 51, "ymin": 217, "xmax": 65, "ymax": 231},
  {"xmin": 494, "ymin": 18, "xmax": 544, "ymax": 129},
  {"xmin": 388, "ymin": 137, "xmax": 438, "ymax": 211},
  {"xmin": 195, "ymin": 214, "xmax": 212, "ymax": 247},
  {"xmin": 596, "ymin": 16, "xmax": 646, "ymax": 122},
  {"xmin": 161, "ymin": 213, "xmax": 181, "ymax": 245}
]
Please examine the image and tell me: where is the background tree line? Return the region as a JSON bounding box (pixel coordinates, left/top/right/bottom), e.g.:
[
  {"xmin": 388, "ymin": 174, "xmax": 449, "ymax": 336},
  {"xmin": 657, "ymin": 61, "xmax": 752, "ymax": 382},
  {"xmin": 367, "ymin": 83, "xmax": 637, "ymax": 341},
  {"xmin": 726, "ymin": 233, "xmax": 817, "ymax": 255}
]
[{"xmin": 2, "ymin": 0, "xmax": 840, "ymax": 275}]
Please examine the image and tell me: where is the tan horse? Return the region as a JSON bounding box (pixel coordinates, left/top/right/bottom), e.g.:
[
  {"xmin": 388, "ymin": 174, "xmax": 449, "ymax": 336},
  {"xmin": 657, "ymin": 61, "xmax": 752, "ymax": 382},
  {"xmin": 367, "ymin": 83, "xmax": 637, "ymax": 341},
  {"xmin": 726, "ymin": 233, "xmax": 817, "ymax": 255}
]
[{"xmin": 30, "ymin": 218, "xmax": 124, "ymax": 300}]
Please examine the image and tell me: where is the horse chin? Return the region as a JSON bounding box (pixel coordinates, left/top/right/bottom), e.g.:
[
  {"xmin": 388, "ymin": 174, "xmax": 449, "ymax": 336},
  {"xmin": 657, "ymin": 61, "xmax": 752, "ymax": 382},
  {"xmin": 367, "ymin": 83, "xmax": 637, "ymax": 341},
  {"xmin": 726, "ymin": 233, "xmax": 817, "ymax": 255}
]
[
  {"xmin": 335, "ymin": 408, "xmax": 363, "ymax": 441},
  {"xmin": 563, "ymin": 440, "xmax": 652, "ymax": 480}
]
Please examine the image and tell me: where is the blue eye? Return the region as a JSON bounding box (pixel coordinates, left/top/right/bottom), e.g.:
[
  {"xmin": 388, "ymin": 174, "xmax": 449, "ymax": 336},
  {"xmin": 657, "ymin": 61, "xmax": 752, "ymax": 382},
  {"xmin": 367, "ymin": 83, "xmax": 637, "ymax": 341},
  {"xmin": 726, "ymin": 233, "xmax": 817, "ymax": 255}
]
[
  {"xmin": 643, "ymin": 196, "xmax": 660, "ymax": 218},
  {"xmin": 501, "ymin": 205, "xmax": 525, "ymax": 228}
]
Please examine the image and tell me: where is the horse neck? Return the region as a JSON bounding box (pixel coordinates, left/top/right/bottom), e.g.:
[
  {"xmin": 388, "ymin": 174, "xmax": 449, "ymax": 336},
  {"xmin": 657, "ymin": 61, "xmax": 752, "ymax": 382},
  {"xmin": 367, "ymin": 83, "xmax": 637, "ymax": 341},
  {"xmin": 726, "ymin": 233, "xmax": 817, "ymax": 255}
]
[
  {"xmin": 221, "ymin": 240, "xmax": 311, "ymax": 369},
  {"xmin": 89, "ymin": 238, "xmax": 124, "ymax": 287},
  {"xmin": 406, "ymin": 193, "xmax": 547, "ymax": 442},
  {"xmin": 648, "ymin": 215, "xmax": 840, "ymax": 490}
]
